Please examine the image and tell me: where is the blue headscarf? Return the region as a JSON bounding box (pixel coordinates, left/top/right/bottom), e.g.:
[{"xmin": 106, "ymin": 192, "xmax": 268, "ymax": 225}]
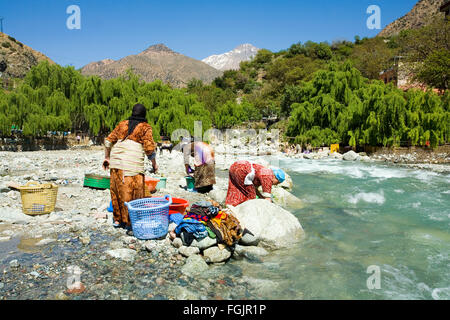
[{"xmin": 271, "ymin": 167, "xmax": 286, "ymax": 183}]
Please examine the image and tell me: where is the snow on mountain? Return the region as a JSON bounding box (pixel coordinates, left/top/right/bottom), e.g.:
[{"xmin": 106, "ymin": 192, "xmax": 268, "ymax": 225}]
[{"xmin": 202, "ymin": 43, "xmax": 260, "ymax": 71}]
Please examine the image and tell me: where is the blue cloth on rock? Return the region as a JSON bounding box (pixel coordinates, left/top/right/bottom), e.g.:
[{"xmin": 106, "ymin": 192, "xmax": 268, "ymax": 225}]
[
  {"xmin": 169, "ymin": 213, "xmax": 184, "ymax": 225},
  {"xmin": 175, "ymin": 218, "xmax": 207, "ymax": 240}
]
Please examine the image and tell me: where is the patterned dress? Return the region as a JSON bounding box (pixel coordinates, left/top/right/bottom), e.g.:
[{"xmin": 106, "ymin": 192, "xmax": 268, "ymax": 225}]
[
  {"xmin": 105, "ymin": 120, "xmax": 156, "ymax": 226},
  {"xmin": 225, "ymin": 160, "xmax": 274, "ymax": 207},
  {"xmin": 183, "ymin": 142, "xmax": 216, "ymax": 189}
]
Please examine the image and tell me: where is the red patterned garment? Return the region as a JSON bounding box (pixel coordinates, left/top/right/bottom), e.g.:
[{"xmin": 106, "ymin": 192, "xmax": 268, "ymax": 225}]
[
  {"xmin": 225, "ymin": 160, "xmax": 274, "ymax": 207},
  {"xmin": 110, "ymin": 168, "xmax": 145, "ymax": 227}
]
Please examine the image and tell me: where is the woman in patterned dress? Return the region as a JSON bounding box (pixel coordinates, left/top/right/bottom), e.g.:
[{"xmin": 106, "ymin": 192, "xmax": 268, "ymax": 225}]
[
  {"xmin": 103, "ymin": 104, "xmax": 158, "ymax": 229},
  {"xmin": 225, "ymin": 160, "xmax": 286, "ymax": 207},
  {"xmin": 183, "ymin": 141, "xmax": 216, "ymax": 193}
]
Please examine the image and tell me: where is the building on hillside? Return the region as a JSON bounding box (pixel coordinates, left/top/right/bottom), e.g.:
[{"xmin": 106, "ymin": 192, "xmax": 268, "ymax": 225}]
[
  {"xmin": 440, "ymin": 0, "xmax": 450, "ymax": 17},
  {"xmin": 379, "ymin": 56, "xmax": 403, "ymax": 88},
  {"xmin": 379, "ymin": 56, "xmax": 442, "ymax": 94}
]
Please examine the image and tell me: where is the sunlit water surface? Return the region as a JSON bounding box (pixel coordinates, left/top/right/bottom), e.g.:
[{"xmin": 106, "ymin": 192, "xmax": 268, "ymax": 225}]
[{"xmin": 234, "ymin": 157, "xmax": 450, "ymax": 300}]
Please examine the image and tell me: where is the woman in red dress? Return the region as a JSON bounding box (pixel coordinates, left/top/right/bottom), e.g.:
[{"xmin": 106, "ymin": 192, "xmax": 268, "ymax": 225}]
[{"xmin": 225, "ymin": 160, "xmax": 286, "ymax": 207}]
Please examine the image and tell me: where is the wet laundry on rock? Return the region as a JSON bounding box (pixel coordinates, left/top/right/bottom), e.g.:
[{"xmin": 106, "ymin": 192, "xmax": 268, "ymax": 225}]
[{"xmin": 171, "ymin": 200, "xmax": 245, "ymax": 249}]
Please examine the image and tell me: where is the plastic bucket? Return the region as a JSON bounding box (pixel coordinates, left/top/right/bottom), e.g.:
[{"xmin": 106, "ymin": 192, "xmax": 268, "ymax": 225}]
[
  {"xmin": 144, "ymin": 177, "xmax": 160, "ymax": 193},
  {"xmin": 169, "ymin": 198, "xmax": 189, "ymax": 215},
  {"xmin": 83, "ymin": 174, "xmax": 110, "ymax": 189},
  {"xmin": 156, "ymin": 177, "xmax": 167, "ymax": 190},
  {"xmin": 185, "ymin": 176, "xmax": 195, "ymax": 191}
]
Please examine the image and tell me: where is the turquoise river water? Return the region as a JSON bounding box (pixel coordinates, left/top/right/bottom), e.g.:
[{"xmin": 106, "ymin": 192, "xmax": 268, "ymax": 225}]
[{"xmin": 233, "ymin": 157, "xmax": 450, "ymax": 300}]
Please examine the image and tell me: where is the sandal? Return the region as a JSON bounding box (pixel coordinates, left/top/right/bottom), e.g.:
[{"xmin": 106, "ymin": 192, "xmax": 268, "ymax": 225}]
[{"xmin": 112, "ymin": 221, "xmax": 121, "ymax": 228}]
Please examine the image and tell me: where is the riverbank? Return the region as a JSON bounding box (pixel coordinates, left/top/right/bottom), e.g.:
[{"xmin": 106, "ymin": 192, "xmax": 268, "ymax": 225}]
[
  {"xmin": 1, "ymin": 146, "xmax": 449, "ymax": 300},
  {"xmin": 0, "ymin": 148, "xmax": 298, "ymax": 300}
]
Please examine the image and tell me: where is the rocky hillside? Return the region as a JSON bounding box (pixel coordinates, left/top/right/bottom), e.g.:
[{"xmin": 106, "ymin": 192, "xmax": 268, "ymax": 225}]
[
  {"xmin": 81, "ymin": 58, "xmax": 115, "ymax": 74},
  {"xmin": 0, "ymin": 32, "xmax": 54, "ymax": 79},
  {"xmin": 378, "ymin": 0, "xmax": 446, "ymax": 37},
  {"xmin": 202, "ymin": 43, "xmax": 260, "ymax": 71},
  {"xmin": 81, "ymin": 44, "xmax": 223, "ymax": 88}
]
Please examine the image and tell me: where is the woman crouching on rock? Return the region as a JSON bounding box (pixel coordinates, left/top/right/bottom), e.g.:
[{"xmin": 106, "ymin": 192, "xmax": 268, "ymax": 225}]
[
  {"xmin": 225, "ymin": 160, "xmax": 286, "ymax": 207},
  {"xmin": 103, "ymin": 103, "xmax": 158, "ymax": 231}
]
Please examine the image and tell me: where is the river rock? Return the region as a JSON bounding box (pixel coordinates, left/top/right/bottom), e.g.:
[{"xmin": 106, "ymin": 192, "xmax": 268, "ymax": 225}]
[
  {"xmin": 178, "ymin": 246, "xmax": 200, "ymax": 257},
  {"xmin": 36, "ymin": 238, "xmax": 56, "ymax": 246},
  {"xmin": 272, "ymin": 187, "xmax": 303, "ymax": 209},
  {"xmin": 55, "ymin": 291, "xmax": 69, "ymax": 300},
  {"xmin": 190, "ymin": 237, "xmax": 217, "ymax": 250},
  {"xmin": 168, "ymin": 222, "xmax": 177, "ymax": 232},
  {"xmin": 105, "ymin": 248, "xmax": 137, "ymax": 262},
  {"xmin": 0, "ymin": 207, "xmax": 32, "ymax": 224},
  {"xmin": 121, "ymin": 236, "xmax": 136, "ymax": 245},
  {"xmin": 10, "ymin": 259, "xmax": 19, "ymax": 268},
  {"xmin": 181, "ymin": 254, "xmax": 209, "ymax": 276},
  {"xmin": 359, "ymin": 156, "xmax": 371, "ymax": 162},
  {"xmin": 208, "ymin": 189, "xmax": 227, "ymax": 204},
  {"xmin": 343, "ymin": 150, "xmax": 358, "ymax": 161},
  {"xmin": 278, "ymin": 172, "xmax": 293, "ymax": 190},
  {"xmin": 203, "ymin": 246, "xmax": 232, "ymax": 263},
  {"xmin": 171, "ymin": 237, "xmax": 183, "ymax": 248},
  {"xmin": 79, "ymin": 235, "xmax": 91, "ymax": 246},
  {"xmin": 175, "ymin": 286, "xmax": 200, "ymax": 300},
  {"xmin": 229, "ymin": 199, "xmax": 304, "ymax": 249},
  {"xmin": 239, "ymin": 232, "xmax": 259, "ymax": 246},
  {"xmin": 330, "ymin": 152, "xmax": 343, "ymax": 160},
  {"xmin": 110, "ymin": 241, "xmax": 124, "ymax": 250},
  {"xmin": 233, "ymin": 244, "xmax": 268, "ymax": 261}
]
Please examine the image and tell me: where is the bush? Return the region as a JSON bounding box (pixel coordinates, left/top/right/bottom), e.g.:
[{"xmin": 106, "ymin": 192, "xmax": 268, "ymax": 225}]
[{"xmin": 2, "ymin": 42, "xmax": 11, "ymax": 48}]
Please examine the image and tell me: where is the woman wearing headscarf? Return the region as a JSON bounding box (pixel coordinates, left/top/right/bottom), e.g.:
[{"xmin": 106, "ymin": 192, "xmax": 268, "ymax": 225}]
[
  {"xmin": 103, "ymin": 104, "xmax": 158, "ymax": 229},
  {"xmin": 182, "ymin": 141, "xmax": 216, "ymax": 193},
  {"xmin": 225, "ymin": 160, "xmax": 286, "ymax": 207}
]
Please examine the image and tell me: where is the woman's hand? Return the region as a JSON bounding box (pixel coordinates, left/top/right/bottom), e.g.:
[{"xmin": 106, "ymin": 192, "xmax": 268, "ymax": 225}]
[{"xmin": 152, "ymin": 162, "xmax": 159, "ymax": 173}]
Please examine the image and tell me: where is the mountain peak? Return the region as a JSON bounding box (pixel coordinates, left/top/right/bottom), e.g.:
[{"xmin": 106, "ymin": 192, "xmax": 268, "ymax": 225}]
[
  {"xmin": 81, "ymin": 43, "xmax": 222, "ymax": 88},
  {"xmin": 202, "ymin": 43, "xmax": 260, "ymax": 71},
  {"xmin": 235, "ymin": 43, "xmax": 257, "ymax": 50},
  {"xmin": 142, "ymin": 43, "xmax": 175, "ymax": 54}
]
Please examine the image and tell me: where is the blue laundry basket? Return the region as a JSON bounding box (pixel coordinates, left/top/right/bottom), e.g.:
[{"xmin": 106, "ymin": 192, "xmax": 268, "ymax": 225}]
[{"xmin": 124, "ymin": 195, "xmax": 172, "ymax": 240}]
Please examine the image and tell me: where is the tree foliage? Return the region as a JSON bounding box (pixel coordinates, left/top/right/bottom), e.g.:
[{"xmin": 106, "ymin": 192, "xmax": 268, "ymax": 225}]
[
  {"xmin": 0, "ymin": 61, "xmax": 215, "ymax": 139},
  {"xmin": 286, "ymin": 62, "xmax": 449, "ymax": 148}
]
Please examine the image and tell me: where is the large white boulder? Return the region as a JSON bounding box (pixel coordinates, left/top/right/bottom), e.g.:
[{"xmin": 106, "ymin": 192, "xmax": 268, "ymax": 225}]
[
  {"xmin": 343, "ymin": 150, "xmax": 358, "ymax": 161},
  {"xmin": 271, "ymin": 187, "xmax": 303, "ymax": 210},
  {"xmin": 228, "ymin": 199, "xmax": 304, "ymax": 250},
  {"xmin": 330, "ymin": 152, "xmax": 343, "ymax": 160}
]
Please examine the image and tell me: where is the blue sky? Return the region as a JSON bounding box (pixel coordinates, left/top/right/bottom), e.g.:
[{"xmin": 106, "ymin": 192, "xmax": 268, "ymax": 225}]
[{"xmin": 0, "ymin": 0, "xmax": 419, "ymax": 68}]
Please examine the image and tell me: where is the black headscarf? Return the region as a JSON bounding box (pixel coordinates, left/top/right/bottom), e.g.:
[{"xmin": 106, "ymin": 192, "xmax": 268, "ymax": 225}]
[{"xmin": 127, "ymin": 104, "xmax": 147, "ymax": 137}]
